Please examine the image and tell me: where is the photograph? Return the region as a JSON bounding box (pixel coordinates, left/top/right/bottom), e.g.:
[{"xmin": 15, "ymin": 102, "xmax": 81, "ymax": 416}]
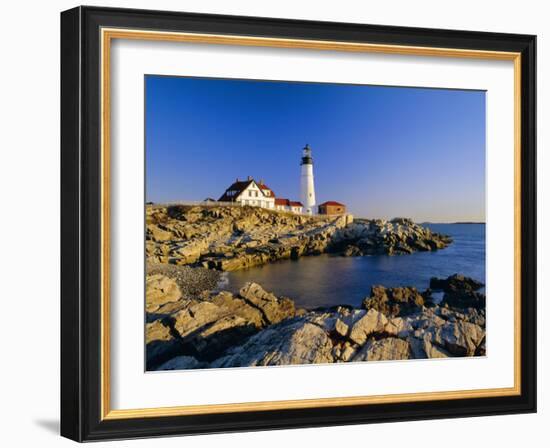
[{"xmin": 144, "ymin": 76, "xmax": 487, "ymax": 371}]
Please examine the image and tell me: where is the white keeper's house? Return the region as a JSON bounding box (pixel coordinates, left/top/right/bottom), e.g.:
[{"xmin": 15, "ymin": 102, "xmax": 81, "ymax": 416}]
[{"xmin": 218, "ymin": 176, "xmax": 304, "ymax": 214}]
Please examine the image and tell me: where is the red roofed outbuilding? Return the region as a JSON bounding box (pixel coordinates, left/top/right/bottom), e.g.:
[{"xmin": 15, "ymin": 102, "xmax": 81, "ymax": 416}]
[
  {"xmin": 318, "ymin": 201, "xmax": 346, "ymax": 215},
  {"xmin": 275, "ymin": 198, "xmax": 303, "ymax": 214}
]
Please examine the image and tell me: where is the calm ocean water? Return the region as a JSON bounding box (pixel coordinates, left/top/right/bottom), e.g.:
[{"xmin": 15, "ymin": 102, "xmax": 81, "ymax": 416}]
[{"xmin": 223, "ymin": 224, "xmax": 486, "ymax": 309}]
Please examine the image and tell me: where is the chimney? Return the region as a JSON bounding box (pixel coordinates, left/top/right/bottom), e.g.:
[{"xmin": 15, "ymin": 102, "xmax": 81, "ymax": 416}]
[
  {"xmin": 259, "ymin": 179, "xmax": 264, "ymax": 185},
  {"xmin": 247, "ymin": 175, "xmax": 252, "ymax": 181}
]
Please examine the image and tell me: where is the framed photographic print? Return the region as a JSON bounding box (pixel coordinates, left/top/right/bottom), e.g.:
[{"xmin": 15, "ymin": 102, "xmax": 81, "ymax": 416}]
[{"xmin": 60, "ymin": 6, "xmax": 537, "ymax": 441}]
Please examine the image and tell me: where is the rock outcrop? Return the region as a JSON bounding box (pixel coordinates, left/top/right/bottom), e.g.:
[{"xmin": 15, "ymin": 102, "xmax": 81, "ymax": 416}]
[
  {"xmin": 145, "ymin": 274, "xmax": 182, "ymax": 313},
  {"xmin": 146, "ymin": 205, "xmax": 451, "ymax": 271},
  {"xmin": 212, "ymin": 320, "xmax": 335, "ymax": 367},
  {"xmin": 145, "ymin": 279, "xmax": 297, "ymax": 369},
  {"xmin": 353, "ymin": 337, "xmax": 412, "ymax": 362},
  {"xmin": 146, "ymin": 205, "xmax": 352, "ymax": 271},
  {"xmin": 430, "ymin": 274, "xmax": 486, "ymax": 309},
  {"xmin": 146, "ymin": 273, "xmax": 486, "ymax": 370},
  {"xmin": 361, "ymin": 285, "xmax": 425, "ymax": 317},
  {"xmin": 330, "ymin": 217, "xmax": 452, "ymax": 256}
]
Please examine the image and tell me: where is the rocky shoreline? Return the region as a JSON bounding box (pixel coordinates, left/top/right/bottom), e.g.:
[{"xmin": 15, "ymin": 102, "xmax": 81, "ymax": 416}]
[
  {"xmin": 146, "ymin": 205, "xmax": 452, "ymax": 271},
  {"xmin": 146, "ymin": 272, "xmax": 486, "ymax": 370},
  {"xmin": 144, "ymin": 205, "xmax": 474, "ymax": 370}
]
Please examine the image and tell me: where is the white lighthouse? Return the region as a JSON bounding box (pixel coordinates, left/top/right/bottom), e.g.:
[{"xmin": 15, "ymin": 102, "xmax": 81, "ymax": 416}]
[{"xmin": 300, "ymin": 144, "xmax": 316, "ymax": 215}]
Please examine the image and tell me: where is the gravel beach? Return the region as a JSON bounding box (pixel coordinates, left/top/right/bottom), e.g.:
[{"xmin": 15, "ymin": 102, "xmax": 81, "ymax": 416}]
[{"xmin": 146, "ymin": 263, "xmax": 221, "ymax": 298}]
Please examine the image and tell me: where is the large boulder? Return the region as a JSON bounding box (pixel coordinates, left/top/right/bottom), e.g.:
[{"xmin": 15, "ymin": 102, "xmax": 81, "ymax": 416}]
[
  {"xmin": 348, "ymin": 309, "xmax": 388, "ymax": 345},
  {"xmin": 212, "ymin": 319, "xmax": 334, "ymax": 367},
  {"xmin": 145, "ymin": 282, "xmax": 300, "ymax": 369},
  {"xmin": 238, "ymin": 282, "xmax": 296, "ymax": 325},
  {"xmin": 362, "ymin": 285, "xmax": 424, "ymax": 317},
  {"xmin": 384, "ymin": 316, "xmax": 414, "ymax": 337},
  {"xmin": 430, "ymin": 274, "xmax": 483, "ymax": 292},
  {"xmin": 168, "ymin": 299, "xmax": 257, "ymax": 361},
  {"xmin": 408, "ymin": 334, "xmax": 451, "ymax": 359},
  {"xmin": 426, "ymin": 320, "xmax": 485, "ymax": 356},
  {"xmin": 442, "ymin": 290, "xmax": 486, "ymax": 310},
  {"xmin": 430, "ymin": 274, "xmax": 485, "ymax": 310},
  {"xmin": 147, "ymin": 224, "xmax": 174, "ymax": 242},
  {"xmin": 145, "ymin": 274, "xmax": 182, "ymax": 313},
  {"xmin": 146, "ymin": 319, "xmax": 182, "ymax": 370},
  {"xmin": 210, "ymin": 291, "xmax": 265, "ymax": 328},
  {"xmin": 353, "ymin": 337, "xmax": 412, "ymax": 361}
]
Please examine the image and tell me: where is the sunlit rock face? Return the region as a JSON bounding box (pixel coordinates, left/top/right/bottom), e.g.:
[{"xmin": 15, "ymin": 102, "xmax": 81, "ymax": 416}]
[
  {"xmin": 145, "ymin": 272, "xmax": 485, "ymax": 371},
  {"xmin": 146, "ymin": 205, "xmax": 450, "ymax": 271}
]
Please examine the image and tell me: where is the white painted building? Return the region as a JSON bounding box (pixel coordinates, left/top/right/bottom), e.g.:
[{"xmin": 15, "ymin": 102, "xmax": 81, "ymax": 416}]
[
  {"xmin": 218, "ymin": 177, "xmax": 276, "ymax": 208},
  {"xmin": 300, "ymin": 144, "xmax": 316, "ymax": 215},
  {"xmin": 275, "ymin": 198, "xmax": 303, "ymax": 214}
]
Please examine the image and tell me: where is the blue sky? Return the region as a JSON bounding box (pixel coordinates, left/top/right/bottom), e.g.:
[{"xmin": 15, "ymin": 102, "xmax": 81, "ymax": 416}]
[{"xmin": 145, "ymin": 75, "xmax": 486, "ymax": 222}]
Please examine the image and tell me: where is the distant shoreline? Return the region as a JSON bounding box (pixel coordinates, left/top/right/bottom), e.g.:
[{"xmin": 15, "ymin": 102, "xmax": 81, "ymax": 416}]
[{"xmin": 422, "ymin": 221, "xmax": 485, "ymax": 225}]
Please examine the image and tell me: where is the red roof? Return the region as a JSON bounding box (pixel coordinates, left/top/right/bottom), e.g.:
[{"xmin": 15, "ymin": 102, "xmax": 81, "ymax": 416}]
[
  {"xmin": 319, "ymin": 201, "xmax": 345, "ymax": 207},
  {"xmin": 275, "ymin": 198, "xmax": 303, "ymax": 207},
  {"xmin": 258, "ymin": 183, "xmax": 275, "ymax": 197}
]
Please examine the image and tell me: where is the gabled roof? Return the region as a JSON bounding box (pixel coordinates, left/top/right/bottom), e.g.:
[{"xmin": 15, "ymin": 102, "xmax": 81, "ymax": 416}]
[
  {"xmin": 218, "ymin": 179, "xmax": 254, "ymax": 202},
  {"xmin": 289, "ymin": 201, "xmax": 303, "ymax": 207},
  {"xmin": 319, "ymin": 201, "xmax": 345, "ymax": 207},
  {"xmin": 218, "ymin": 178, "xmax": 275, "ymax": 202},
  {"xmin": 257, "ymin": 182, "xmax": 275, "ymax": 197}
]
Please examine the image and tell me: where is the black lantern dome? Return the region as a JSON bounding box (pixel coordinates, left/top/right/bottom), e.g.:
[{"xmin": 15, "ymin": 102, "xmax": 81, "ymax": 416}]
[{"xmin": 301, "ymin": 144, "xmax": 313, "ymax": 165}]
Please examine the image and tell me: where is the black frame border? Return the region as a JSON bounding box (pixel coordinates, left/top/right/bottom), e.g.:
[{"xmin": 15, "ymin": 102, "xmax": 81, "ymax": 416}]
[{"xmin": 61, "ymin": 6, "xmax": 536, "ymax": 442}]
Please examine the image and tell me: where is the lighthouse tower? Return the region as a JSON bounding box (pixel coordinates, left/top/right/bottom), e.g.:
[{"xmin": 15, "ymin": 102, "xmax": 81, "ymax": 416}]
[{"xmin": 300, "ymin": 144, "xmax": 316, "ymax": 215}]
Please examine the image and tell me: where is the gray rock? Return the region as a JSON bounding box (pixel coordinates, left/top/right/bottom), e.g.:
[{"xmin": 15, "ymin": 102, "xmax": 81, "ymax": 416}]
[
  {"xmin": 146, "ymin": 205, "xmax": 449, "ymax": 270},
  {"xmin": 146, "ymin": 205, "xmax": 351, "ymax": 270},
  {"xmin": 362, "ymin": 285, "xmax": 424, "ymax": 317},
  {"xmin": 157, "ymin": 356, "xmax": 204, "ymax": 370},
  {"xmin": 146, "ymin": 319, "xmax": 183, "ymax": 370},
  {"xmin": 349, "ymin": 309, "xmax": 388, "ymax": 345},
  {"xmin": 145, "ymin": 274, "xmax": 182, "ymax": 313},
  {"xmin": 168, "ymin": 299, "xmax": 258, "ymax": 361},
  {"xmin": 427, "ymin": 320, "xmax": 485, "ymax": 356},
  {"xmin": 210, "ymin": 290, "xmax": 265, "ymax": 328},
  {"xmin": 353, "ymin": 337, "xmax": 411, "ymax": 361},
  {"xmin": 212, "ymin": 319, "xmax": 334, "ymax": 367},
  {"xmin": 238, "ymin": 282, "xmax": 295, "ymax": 325},
  {"xmin": 408, "ymin": 335, "xmax": 451, "ymax": 359},
  {"xmin": 384, "ymin": 317, "xmax": 414, "ymax": 337},
  {"xmin": 334, "ymin": 318, "xmax": 349, "ymax": 337}
]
